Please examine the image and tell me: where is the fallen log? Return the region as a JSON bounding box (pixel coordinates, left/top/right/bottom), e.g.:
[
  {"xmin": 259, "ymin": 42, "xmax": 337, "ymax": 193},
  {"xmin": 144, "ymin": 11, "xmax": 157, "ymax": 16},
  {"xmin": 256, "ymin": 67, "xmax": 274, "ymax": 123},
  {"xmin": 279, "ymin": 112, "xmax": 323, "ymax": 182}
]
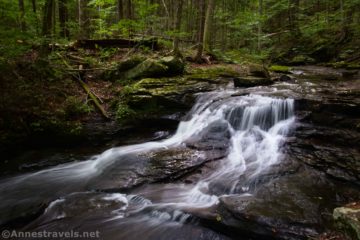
[{"xmin": 74, "ymin": 38, "xmax": 158, "ymax": 50}]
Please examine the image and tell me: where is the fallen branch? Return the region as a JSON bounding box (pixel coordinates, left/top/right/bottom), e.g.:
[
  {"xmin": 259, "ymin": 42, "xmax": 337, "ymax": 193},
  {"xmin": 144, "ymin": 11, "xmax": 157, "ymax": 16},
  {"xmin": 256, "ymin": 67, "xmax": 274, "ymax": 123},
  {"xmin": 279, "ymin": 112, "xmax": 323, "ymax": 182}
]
[
  {"xmin": 77, "ymin": 78, "xmax": 109, "ymax": 118},
  {"xmin": 56, "ymin": 53, "xmax": 110, "ymax": 119}
]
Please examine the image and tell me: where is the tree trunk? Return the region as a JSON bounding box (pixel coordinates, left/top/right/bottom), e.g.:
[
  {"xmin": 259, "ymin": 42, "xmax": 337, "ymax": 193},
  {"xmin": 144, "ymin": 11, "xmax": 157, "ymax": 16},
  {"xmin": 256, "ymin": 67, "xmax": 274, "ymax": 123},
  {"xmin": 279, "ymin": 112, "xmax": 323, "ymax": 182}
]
[
  {"xmin": 173, "ymin": 0, "xmax": 183, "ymax": 56},
  {"xmin": 117, "ymin": 0, "xmax": 124, "ymax": 21},
  {"xmin": 42, "ymin": 0, "xmax": 54, "ymax": 36},
  {"xmin": 194, "ymin": 0, "xmax": 206, "ymax": 63},
  {"xmin": 18, "ymin": 0, "xmax": 26, "ymax": 32},
  {"xmin": 203, "ymin": 0, "xmax": 215, "ymax": 52},
  {"xmin": 31, "ymin": 0, "xmax": 40, "ymax": 34},
  {"xmin": 78, "ymin": 0, "xmax": 89, "ymax": 39},
  {"xmin": 126, "ymin": 0, "xmax": 133, "ymax": 19},
  {"xmin": 59, "ymin": 0, "xmax": 69, "ymax": 38},
  {"xmin": 257, "ymin": 0, "xmax": 263, "ymax": 51}
]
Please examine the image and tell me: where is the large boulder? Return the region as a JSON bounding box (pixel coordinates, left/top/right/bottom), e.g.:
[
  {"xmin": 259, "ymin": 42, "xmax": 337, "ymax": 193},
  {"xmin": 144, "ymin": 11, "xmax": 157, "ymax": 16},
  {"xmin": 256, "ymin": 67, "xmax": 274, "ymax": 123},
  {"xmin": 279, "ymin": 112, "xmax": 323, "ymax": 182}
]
[
  {"xmin": 233, "ymin": 76, "xmax": 273, "ymax": 88},
  {"xmin": 160, "ymin": 56, "xmax": 185, "ymax": 75},
  {"xmin": 248, "ymin": 64, "xmax": 270, "ymax": 78},
  {"xmin": 103, "ymin": 56, "xmax": 146, "ymax": 81},
  {"xmin": 123, "ymin": 59, "xmax": 168, "ymax": 80}
]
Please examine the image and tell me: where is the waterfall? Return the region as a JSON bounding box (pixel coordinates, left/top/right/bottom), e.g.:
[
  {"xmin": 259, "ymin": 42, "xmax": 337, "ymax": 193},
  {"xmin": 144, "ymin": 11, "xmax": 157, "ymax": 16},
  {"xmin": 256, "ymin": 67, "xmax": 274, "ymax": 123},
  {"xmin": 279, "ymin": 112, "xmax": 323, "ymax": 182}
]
[{"xmin": 0, "ymin": 91, "xmax": 295, "ymax": 230}]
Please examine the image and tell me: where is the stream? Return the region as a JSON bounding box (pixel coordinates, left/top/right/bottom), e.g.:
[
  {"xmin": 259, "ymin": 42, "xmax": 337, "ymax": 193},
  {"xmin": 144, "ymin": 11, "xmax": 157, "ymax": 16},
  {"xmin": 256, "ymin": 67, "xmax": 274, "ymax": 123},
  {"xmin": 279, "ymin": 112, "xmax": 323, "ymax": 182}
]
[{"xmin": 0, "ymin": 67, "xmax": 359, "ymax": 240}]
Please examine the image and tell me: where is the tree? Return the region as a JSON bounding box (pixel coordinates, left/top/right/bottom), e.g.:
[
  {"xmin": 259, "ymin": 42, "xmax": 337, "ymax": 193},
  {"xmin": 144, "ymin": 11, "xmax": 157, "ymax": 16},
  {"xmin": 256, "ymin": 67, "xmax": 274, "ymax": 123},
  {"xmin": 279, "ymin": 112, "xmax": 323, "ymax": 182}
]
[
  {"xmin": 173, "ymin": 0, "xmax": 183, "ymax": 56},
  {"xmin": 203, "ymin": 0, "xmax": 215, "ymax": 52},
  {"xmin": 257, "ymin": 0, "xmax": 263, "ymax": 51},
  {"xmin": 59, "ymin": 0, "xmax": 69, "ymax": 38},
  {"xmin": 194, "ymin": 0, "xmax": 206, "ymax": 62},
  {"xmin": 42, "ymin": 0, "xmax": 54, "ymax": 36},
  {"xmin": 18, "ymin": 0, "xmax": 26, "ymax": 32},
  {"xmin": 117, "ymin": 0, "xmax": 124, "ymax": 21},
  {"xmin": 78, "ymin": 0, "xmax": 89, "ymax": 38}
]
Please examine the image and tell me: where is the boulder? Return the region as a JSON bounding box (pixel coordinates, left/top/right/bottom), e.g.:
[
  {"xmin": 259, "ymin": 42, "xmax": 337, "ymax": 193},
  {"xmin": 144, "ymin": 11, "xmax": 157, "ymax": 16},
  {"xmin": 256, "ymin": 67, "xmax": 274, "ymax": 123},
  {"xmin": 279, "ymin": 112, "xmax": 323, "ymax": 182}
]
[
  {"xmin": 279, "ymin": 74, "xmax": 292, "ymax": 82},
  {"xmin": 290, "ymin": 55, "xmax": 316, "ymax": 65},
  {"xmin": 233, "ymin": 76, "xmax": 273, "ymax": 88},
  {"xmin": 123, "ymin": 59, "xmax": 168, "ymax": 80},
  {"xmin": 333, "ymin": 202, "xmax": 360, "ymax": 240},
  {"xmin": 103, "ymin": 56, "xmax": 146, "ymax": 81},
  {"xmin": 247, "ymin": 64, "xmax": 270, "ymax": 78},
  {"xmin": 160, "ymin": 56, "xmax": 185, "ymax": 75}
]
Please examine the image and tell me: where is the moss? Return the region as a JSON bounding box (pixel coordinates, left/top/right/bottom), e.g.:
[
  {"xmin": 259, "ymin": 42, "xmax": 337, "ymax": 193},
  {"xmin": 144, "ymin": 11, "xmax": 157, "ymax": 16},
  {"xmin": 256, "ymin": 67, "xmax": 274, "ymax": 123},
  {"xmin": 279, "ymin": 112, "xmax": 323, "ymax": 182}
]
[
  {"xmin": 290, "ymin": 55, "xmax": 316, "ymax": 65},
  {"xmin": 122, "ymin": 59, "xmax": 168, "ymax": 80},
  {"xmin": 188, "ymin": 66, "xmax": 240, "ymax": 80},
  {"xmin": 269, "ymin": 65, "xmax": 292, "ymax": 73},
  {"xmin": 64, "ymin": 96, "xmax": 93, "ymax": 117},
  {"xmin": 346, "ymin": 63, "xmax": 360, "ymax": 70},
  {"xmin": 115, "ymin": 103, "xmax": 136, "ymax": 122}
]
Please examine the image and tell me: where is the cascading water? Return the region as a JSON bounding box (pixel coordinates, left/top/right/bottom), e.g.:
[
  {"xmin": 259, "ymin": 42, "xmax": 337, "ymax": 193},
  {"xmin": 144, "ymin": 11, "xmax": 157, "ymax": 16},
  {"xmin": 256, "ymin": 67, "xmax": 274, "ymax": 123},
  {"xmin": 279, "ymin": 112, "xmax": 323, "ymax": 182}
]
[{"xmin": 0, "ymin": 90, "xmax": 295, "ymax": 239}]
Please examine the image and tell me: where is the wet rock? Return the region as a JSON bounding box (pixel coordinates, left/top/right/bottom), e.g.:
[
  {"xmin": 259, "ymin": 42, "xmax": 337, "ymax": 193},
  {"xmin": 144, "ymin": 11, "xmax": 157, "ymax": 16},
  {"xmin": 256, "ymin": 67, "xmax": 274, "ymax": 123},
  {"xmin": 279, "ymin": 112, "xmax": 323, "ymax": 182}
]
[
  {"xmin": 333, "ymin": 202, "xmax": 360, "ymax": 240},
  {"xmin": 279, "ymin": 75, "xmax": 292, "ymax": 82},
  {"xmin": 215, "ymin": 164, "xmax": 360, "ymax": 240},
  {"xmin": 88, "ymin": 146, "xmax": 227, "ymax": 191},
  {"xmin": 233, "ymin": 76, "xmax": 273, "ymax": 88},
  {"xmin": 185, "ymin": 120, "xmax": 231, "ymax": 151}
]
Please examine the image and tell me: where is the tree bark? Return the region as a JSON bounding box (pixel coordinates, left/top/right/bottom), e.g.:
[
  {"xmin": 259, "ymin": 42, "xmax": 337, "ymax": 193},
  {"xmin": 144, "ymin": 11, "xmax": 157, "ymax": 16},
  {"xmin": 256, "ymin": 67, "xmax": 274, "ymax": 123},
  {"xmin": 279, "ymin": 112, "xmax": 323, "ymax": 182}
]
[
  {"xmin": 42, "ymin": 0, "xmax": 54, "ymax": 36},
  {"xmin": 257, "ymin": 0, "xmax": 263, "ymax": 51},
  {"xmin": 173, "ymin": 0, "xmax": 183, "ymax": 56},
  {"xmin": 126, "ymin": 0, "xmax": 133, "ymax": 19},
  {"xmin": 203, "ymin": 0, "xmax": 215, "ymax": 52},
  {"xmin": 117, "ymin": 0, "xmax": 124, "ymax": 21},
  {"xmin": 194, "ymin": 0, "xmax": 206, "ymax": 63},
  {"xmin": 59, "ymin": 0, "xmax": 69, "ymax": 38},
  {"xmin": 78, "ymin": 0, "xmax": 89, "ymax": 39},
  {"xmin": 18, "ymin": 0, "xmax": 26, "ymax": 32}
]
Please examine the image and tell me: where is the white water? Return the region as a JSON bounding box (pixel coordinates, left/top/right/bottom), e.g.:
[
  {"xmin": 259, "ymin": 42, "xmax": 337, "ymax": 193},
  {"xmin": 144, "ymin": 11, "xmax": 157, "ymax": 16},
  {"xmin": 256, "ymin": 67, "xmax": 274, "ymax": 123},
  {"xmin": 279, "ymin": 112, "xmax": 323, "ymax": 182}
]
[{"xmin": 0, "ymin": 90, "xmax": 295, "ymax": 230}]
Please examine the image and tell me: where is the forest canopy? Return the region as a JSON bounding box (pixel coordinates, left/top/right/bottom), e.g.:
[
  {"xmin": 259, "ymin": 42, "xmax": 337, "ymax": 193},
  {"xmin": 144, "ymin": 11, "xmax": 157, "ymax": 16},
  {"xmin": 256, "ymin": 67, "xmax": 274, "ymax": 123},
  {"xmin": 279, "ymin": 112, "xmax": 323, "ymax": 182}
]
[{"xmin": 1, "ymin": 0, "xmax": 360, "ymax": 63}]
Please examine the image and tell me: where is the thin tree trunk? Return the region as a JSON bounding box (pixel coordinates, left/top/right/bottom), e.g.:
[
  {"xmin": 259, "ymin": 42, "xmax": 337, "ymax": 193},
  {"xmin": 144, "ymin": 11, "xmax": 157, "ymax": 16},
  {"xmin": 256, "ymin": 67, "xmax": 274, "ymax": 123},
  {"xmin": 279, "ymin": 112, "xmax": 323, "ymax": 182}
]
[
  {"xmin": 194, "ymin": 0, "xmax": 206, "ymax": 62},
  {"xmin": 126, "ymin": 0, "xmax": 133, "ymax": 19},
  {"xmin": 19, "ymin": 0, "xmax": 26, "ymax": 32},
  {"xmin": 59, "ymin": 0, "xmax": 69, "ymax": 38},
  {"xmin": 257, "ymin": 0, "xmax": 263, "ymax": 51},
  {"xmin": 31, "ymin": 0, "xmax": 40, "ymax": 34},
  {"xmin": 117, "ymin": 0, "xmax": 124, "ymax": 21},
  {"xmin": 173, "ymin": 0, "xmax": 183, "ymax": 56},
  {"xmin": 42, "ymin": 0, "xmax": 54, "ymax": 36},
  {"xmin": 203, "ymin": 0, "xmax": 215, "ymax": 52},
  {"xmin": 78, "ymin": 0, "xmax": 89, "ymax": 39}
]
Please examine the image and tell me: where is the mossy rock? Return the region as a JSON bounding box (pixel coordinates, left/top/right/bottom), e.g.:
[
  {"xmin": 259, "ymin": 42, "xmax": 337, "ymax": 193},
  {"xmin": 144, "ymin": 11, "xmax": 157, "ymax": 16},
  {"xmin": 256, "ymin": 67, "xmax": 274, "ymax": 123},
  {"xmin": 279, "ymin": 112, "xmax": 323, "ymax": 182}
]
[
  {"xmin": 123, "ymin": 59, "xmax": 168, "ymax": 80},
  {"xmin": 233, "ymin": 76, "xmax": 273, "ymax": 88},
  {"xmin": 160, "ymin": 56, "xmax": 185, "ymax": 75},
  {"xmin": 269, "ymin": 65, "xmax": 292, "ymax": 73},
  {"xmin": 103, "ymin": 56, "xmax": 146, "ymax": 81},
  {"xmin": 290, "ymin": 55, "xmax": 316, "ymax": 65},
  {"xmin": 188, "ymin": 66, "xmax": 240, "ymax": 81},
  {"xmin": 248, "ymin": 64, "xmax": 270, "ymax": 78}
]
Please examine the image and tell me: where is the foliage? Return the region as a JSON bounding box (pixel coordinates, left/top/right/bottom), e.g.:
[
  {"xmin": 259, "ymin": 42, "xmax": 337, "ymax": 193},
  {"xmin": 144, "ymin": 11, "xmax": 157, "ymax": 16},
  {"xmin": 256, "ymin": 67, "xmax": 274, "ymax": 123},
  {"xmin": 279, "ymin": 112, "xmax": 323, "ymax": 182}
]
[
  {"xmin": 115, "ymin": 103, "xmax": 135, "ymax": 122},
  {"xmin": 64, "ymin": 96, "xmax": 94, "ymax": 117}
]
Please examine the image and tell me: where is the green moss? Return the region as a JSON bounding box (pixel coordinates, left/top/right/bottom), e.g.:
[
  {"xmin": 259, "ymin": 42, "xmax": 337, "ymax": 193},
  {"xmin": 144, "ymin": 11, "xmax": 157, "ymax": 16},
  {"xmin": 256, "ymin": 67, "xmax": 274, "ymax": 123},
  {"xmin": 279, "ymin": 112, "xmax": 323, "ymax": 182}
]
[
  {"xmin": 64, "ymin": 96, "xmax": 93, "ymax": 117},
  {"xmin": 115, "ymin": 103, "xmax": 136, "ymax": 122},
  {"xmin": 188, "ymin": 66, "xmax": 239, "ymax": 79},
  {"xmin": 290, "ymin": 55, "xmax": 316, "ymax": 65},
  {"xmin": 269, "ymin": 65, "xmax": 292, "ymax": 73}
]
